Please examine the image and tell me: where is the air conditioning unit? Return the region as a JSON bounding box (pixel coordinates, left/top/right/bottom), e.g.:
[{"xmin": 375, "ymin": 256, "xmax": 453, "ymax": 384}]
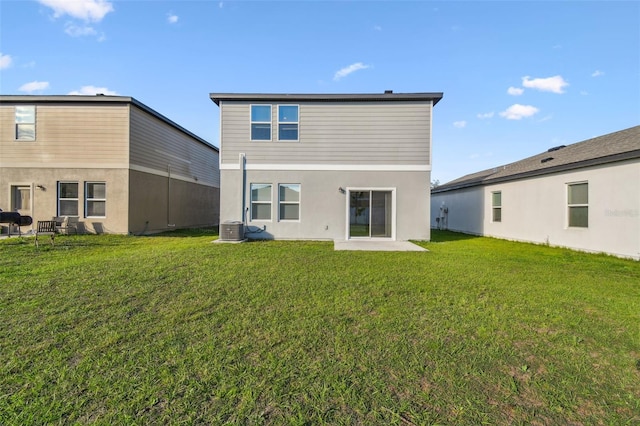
[{"xmin": 220, "ymin": 221, "xmax": 244, "ymax": 242}]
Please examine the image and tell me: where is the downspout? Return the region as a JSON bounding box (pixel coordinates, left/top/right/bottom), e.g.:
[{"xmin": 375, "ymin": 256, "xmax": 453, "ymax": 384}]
[
  {"xmin": 240, "ymin": 153, "xmax": 246, "ymax": 224},
  {"xmin": 167, "ymin": 164, "xmax": 175, "ymax": 227}
]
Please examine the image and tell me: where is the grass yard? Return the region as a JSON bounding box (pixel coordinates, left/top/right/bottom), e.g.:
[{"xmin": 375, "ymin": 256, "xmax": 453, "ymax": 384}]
[{"xmin": 1, "ymin": 230, "xmax": 639, "ymax": 425}]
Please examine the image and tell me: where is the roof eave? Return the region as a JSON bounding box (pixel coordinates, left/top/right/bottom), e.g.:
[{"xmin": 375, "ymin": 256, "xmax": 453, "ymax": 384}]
[
  {"xmin": 432, "ymin": 149, "xmax": 640, "ymax": 193},
  {"xmin": 209, "ymin": 92, "xmax": 444, "ymax": 106}
]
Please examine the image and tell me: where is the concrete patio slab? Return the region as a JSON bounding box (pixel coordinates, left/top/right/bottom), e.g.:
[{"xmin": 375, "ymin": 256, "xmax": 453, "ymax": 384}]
[{"xmin": 334, "ymin": 240, "xmax": 428, "ymax": 252}]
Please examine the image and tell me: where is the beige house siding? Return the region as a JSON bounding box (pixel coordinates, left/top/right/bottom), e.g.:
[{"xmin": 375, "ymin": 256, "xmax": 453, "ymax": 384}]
[
  {"xmin": 128, "ymin": 170, "xmax": 220, "ymax": 235},
  {"xmin": 220, "ymin": 101, "xmax": 432, "ymax": 166},
  {"xmin": 129, "ymin": 106, "xmax": 220, "ymax": 188},
  {"xmin": 0, "ymin": 103, "xmax": 129, "ymax": 169},
  {"xmin": 1, "ymin": 95, "xmax": 220, "ymax": 235}
]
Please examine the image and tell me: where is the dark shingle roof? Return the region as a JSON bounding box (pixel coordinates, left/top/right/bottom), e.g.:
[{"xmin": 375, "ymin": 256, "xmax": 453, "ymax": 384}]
[
  {"xmin": 433, "ymin": 125, "xmax": 640, "ymax": 193},
  {"xmin": 210, "ymin": 91, "xmax": 443, "ymax": 106}
]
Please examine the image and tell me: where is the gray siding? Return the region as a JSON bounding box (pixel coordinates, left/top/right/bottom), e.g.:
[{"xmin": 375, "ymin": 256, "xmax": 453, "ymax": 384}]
[
  {"xmin": 220, "ymin": 101, "xmax": 432, "ymax": 166},
  {"xmin": 129, "ymin": 106, "xmax": 220, "ymax": 187}
]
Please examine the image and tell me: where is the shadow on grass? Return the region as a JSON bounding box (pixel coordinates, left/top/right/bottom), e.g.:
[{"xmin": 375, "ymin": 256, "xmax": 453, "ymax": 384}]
[
  {"xmin": 144, "ymin": 226, "xmax": 220, "ymax": 238},
  {"xmin": 430, "ymin": 229, "xmax": 481, "ymax": 243}
]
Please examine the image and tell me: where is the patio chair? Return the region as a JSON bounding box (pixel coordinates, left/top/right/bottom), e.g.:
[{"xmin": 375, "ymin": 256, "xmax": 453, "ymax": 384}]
[
  {"xmin": 53, "ymin": 216, "xmax": 78, "ymax": 235},
  {"xmin": 35, "ymin": 220, "xmax": 57, "ymax": 247}
]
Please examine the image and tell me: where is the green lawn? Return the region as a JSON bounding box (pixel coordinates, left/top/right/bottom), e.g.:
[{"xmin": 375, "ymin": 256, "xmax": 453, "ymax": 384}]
[{"xmin": 1, "ymin": 230, "xmax": 638, "ymax": 424}]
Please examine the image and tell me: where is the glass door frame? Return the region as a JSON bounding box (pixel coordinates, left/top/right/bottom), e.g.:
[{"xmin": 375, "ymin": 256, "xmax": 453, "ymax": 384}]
[
  {"xmin": 345, "ymin": 187, "xmax": 396, "ymax": 240},
  {"xmin": 10, "ymin": 183, "xmax": 33, "ymax": 217}
]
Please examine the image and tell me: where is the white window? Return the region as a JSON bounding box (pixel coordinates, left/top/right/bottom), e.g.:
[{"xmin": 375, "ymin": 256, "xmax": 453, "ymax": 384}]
[
  {"xmin": 15, "ymin": 106, "xmax": 36, "ymax": 141},
  {"xmin": 279, "ymin": 184, "xmax": 300, "ymax": 221},
  {"xmin": 251, "ymin": 105, "xmax": 271, "ymax": 141},
  {"xmin": 278, "ymin": 105, "xmax": 299, "ymax": 141},
  {"xmin": 250, "ymin": 183, "xmax": 272, "ymax": 221},
  {"xmin": 85, "ymin": 182, "xmax": 106, "ymax": 217},
  {"xmin": 568, "ymin": 182, "xmax": 588, "ymax": 228},
  {"xmin": 492, "ymin": 191, "xmax": 502, "ymax": 222},
  {"xmin": 58, "ymin": 182, "xmax": 79, "ymax": 216}
]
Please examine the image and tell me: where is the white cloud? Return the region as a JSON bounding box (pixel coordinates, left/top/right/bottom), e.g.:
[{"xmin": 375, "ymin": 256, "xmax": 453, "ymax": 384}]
[
  {"xmin": 0, "ymin": 52, "xmax": 12, "ymax": 70},
  {"xmin": 580, "ymin": 90, "xmax": 589, "ymax": 96},
  {"xmin": 38, "ymin": 0, "xmax": 114, "ymax": 22},
  {"xmin": 477, "ymin": 111, "xmax": 494, "ymax": 119},
  {"xmin": 19, "ymin": 81, "xmax": 50, "ymax": 93},
  {"xmin": 333, "ymin": 62, "xmax": 370, "ymax": 81},
  {"xmin": 507, "ymin": 86, "xmax": 524, "ymax": 96},
  {"xmin": 168, "ymin": 13, "xmax": 178, "ymax": 24},
  {"xmin": 591, "ymin": 70, "xmax": 604, "ymax": 77},
  {"xmin": 453, "ymin": 120, "xmax": 467, "ymax": 128},
  {"xmin": 64, "ymin": 22, "xmax": 97, "ymax": 37},
  {"xmin": 499, "ymin": 104, "xmax": 539, "ymax": 120},
  {"xmin": 67, "ymin": 85, "xmax": 118, "ymax": 95},
  {"xmin": 522, "ymin": 75, "xmax": 569, "ymax": 94},
  {"xmin": 219, "ymin": 2, "xmax": 224, "ymax": 8}
]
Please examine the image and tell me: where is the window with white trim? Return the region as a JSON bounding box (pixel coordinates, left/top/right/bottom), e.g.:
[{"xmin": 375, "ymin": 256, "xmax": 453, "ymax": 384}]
[
  {"xmin": 568, "ymin": 182, "xmax": 588, "ymax": 228},
  {"xmin": 492, "ymin": 191, "xmax": 502, "ymax": 222},
  {"xmin": 250, "ymin": 183, "xmax": 272, "ymax": 221},
  {"xmin": 278, "ymin": 105, "xmax": 299, "ymax": 141},
  {"xmin": 251, "ymin": 105, "xmax": 271, "ymax": 141},
  {"xmin": 58, "ymin": 182, "xmax": 79, "ymax": 216},
  {"xmin": 15, "ymin": 106, "xmax": 36, "ymax": 141},
  {"xmin": 279, "ymin": 184, "xmax": 300, "ymax": 221},
  {"xmin": 85, "ymin": 182, "xmax": 106, "ymax": 217}
]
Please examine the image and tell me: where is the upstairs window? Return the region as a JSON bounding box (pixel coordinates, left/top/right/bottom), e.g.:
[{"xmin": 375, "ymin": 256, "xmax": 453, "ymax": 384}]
[
  {"xmin": 568, "ymin": 182, "xmax": 588, "ymax": 228},
  {"xmin": 492, "ymin": 191, "xmax": 502, "ymax": 222},
  {"xmin": 58, "ymin": 182, "xmax": 79, "ymax": 216},
  {"xmin": 15, "ymin": 106, "xmax": 36, "ymax": 141},
  {"xmin": 86, "ymin": 182, "xmax": 106, "ymax": 218},
  {"xmin": 251, "ymin": 105, "xmax": 271, "ymax": 141},
  {"xmin": 278, "ymin": 105, "xmax": 299, "ymax": 141}
]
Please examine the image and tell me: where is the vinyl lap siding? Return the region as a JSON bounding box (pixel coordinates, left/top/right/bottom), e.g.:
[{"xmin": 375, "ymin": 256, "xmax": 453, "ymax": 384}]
[
  {"xmin": 220, "ymin": 101, "xmax": 432, "ymax": 166},
  {"xmin": 0, "ymin": 104, "xmax": 129, "ymax": 168},
  {"xmin": 129, "ymin": 106, "xmax": 220, "ymax": 187}
]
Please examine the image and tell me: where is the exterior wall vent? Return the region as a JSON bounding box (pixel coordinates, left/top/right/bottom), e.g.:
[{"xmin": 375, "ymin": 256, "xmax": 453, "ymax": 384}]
[{"xmin": 220, "ymin": 221, "xmax": 244, "ymax": 241}]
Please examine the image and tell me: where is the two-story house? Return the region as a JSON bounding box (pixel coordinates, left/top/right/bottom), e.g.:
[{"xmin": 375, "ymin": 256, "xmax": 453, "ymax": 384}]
[
  {"xmin": 210, "ymin": 91, "xmax": 443, "ymax": 241},
  {"xmin": 0, "ymin": 95, "xmax": 220, "ymax": 235}
]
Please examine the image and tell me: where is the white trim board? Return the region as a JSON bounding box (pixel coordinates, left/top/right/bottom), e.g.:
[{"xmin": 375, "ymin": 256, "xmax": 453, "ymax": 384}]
[{"xmin": 220, "ymin": 163, "xmax": 430, "ymax": 171}]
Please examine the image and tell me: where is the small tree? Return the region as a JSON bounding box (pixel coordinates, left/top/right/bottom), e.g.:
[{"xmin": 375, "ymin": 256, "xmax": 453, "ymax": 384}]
[{"xmin": 430, "ymin": 179, "xmax": 440, "ymax": 189}]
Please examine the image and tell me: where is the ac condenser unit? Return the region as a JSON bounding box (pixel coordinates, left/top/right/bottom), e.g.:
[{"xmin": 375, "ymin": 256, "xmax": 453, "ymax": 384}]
[{"xmin": 220, "ymin": 221, "xmax": 244, "ymax": 241}]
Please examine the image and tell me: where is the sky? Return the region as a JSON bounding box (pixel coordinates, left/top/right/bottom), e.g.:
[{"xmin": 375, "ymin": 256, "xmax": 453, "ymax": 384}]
[{"xmin": 1, "ymin": 0, "xmax": 639, "ymax": 184}]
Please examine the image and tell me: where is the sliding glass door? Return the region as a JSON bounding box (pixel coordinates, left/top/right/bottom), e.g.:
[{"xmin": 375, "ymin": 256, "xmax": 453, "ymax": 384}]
[{"xmin": 349, "ymin": 190, "xmax": 393, "ymax": 238}]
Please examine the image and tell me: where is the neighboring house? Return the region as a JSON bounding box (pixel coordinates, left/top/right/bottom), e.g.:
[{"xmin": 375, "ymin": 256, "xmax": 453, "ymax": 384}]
[
  {"xmin": 431, "ymin": 126, "xmax": 640, "ymax": 260},
  {"xmin": 210, "ymin": 91, "xmax": 443, "ymax": 241},
  {"xmin": 0, "ymin": 95, "xmax": 220, "ymax": 235}
]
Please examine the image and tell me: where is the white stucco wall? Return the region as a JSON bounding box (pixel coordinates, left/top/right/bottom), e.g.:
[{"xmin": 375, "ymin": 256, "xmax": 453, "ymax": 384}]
[
  {"xmin": 431, "ymin": 159, "xmax": 640, "ymax": 260},
  {"xmin": 221, "ymin": 169, "xmax": 431, "ymax": 241}
]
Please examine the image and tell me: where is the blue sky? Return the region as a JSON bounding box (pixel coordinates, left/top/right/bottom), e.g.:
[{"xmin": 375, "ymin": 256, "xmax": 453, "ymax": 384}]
[{"xmin": 1, "ymin": 0, "xmax": 638, "ymax": 183}]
